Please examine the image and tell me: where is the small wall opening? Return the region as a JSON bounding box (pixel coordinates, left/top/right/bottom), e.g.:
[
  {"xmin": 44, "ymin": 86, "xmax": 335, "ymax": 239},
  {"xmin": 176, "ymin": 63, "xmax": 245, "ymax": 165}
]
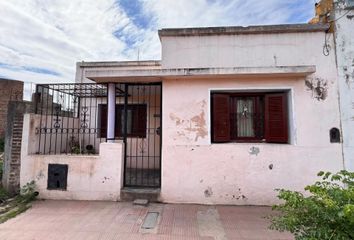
[
  {"xmin": 330, "ymin": 128, "xmax": 340, "ymax": 143},
  {"xmin": 47, "ymin": 164, "xmax": 68, "ymax": 190}
]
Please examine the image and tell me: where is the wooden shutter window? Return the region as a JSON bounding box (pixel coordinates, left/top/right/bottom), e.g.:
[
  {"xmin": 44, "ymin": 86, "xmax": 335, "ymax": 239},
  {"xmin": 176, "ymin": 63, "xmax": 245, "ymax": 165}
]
[
  {"xmin": 99, "ymin": 104, "xmax": 107, "ymax": 138},
  {"xmin": 212, "ymin": 94, "xmax": 231, "ymax": 142},
  {"xmin": 265, "ymin": 93, "xmax": 288, "ymax": 143}
]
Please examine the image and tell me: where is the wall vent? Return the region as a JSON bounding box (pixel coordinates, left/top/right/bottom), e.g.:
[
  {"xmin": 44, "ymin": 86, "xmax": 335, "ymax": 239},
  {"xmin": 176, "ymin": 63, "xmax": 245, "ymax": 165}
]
[
  {"xmin": 330, "ymin": 128, "xmax": 341, "ymax": 143},
  {"xmin": 47, "ymin": 164, "xmax": 68, "ymax": 190}
]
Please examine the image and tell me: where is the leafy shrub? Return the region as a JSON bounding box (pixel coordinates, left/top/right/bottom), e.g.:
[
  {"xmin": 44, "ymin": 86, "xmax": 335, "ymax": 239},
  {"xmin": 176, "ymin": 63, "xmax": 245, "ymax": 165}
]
[
  {"xmin": 19, "ymin": 181, "xmax": 38, "ymax": 202},
  {"xmin": 269, "ymin": 170, "xmax": 354, "ymax": 240},
  {"xmin": 0, "ymin": 187, "xmax": 8, "ymax": 203}
]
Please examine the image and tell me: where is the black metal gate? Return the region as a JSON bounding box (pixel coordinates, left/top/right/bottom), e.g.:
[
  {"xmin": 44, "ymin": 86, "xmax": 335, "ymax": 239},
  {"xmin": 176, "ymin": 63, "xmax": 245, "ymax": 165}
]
[{"xmin": 122, "ymin": 83, "xmax": 162, "ymax": 188}]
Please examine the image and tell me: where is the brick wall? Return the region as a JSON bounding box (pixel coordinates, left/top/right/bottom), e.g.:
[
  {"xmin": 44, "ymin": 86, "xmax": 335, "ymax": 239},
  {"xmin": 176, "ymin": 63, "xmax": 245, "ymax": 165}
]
[
  {"xmin": 0, "ymin": 79, "xmax": 24, "ymax": 138},
  {"xmin": 2, "ymin": 101, "xmax": 34, "ymax": 194}
]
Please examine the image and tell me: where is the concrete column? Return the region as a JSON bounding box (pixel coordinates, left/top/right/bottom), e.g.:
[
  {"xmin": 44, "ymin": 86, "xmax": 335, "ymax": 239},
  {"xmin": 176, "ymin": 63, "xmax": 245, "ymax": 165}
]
[{"xmin": 107, "ymin": 83, "xmax": 116, "ymax": 142}]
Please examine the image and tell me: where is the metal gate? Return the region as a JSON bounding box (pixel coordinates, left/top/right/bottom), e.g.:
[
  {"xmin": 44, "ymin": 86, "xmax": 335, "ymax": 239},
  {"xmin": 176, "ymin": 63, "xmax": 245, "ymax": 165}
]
[{"xmin": 122, "ymin": 83, "xmax": 162, "ymax": 188}]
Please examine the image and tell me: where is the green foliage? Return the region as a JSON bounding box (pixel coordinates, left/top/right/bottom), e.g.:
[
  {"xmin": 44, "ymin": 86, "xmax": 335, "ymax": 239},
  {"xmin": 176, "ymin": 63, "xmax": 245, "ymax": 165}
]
[
  {"xmin": 0, "ymin": 204, "xmax": 31, "ymax": 223},
  {"xmin": 269, "ymin": 170, "xmax": 354, "ymax": 240},
  {"xmin": 19, "ymin": 180, "xmax": 37, "ymax": 202},
  {"xmin": 0, "ymin": 187, "xmax": 8, "ymax": 202},
  {"xmin": 0, "ymin": 181, "xmax": 38, "ymax": 223}
]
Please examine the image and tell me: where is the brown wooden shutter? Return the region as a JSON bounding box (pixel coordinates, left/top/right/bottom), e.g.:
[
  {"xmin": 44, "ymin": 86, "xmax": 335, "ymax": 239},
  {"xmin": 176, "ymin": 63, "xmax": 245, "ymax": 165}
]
[
  {"xmin": 99, "ymin": 104, "xmax": 107, "ymax": 138},
  {"xmin": 116, "ymin": 105, "xmax": 122, "ymax": 137},
  {"xmin": 265, "ymin": 93, "xmax": 288, "ymax": 143},
  {"xmin": 212, "ymin": 94, "xmax": 231, "ymax": 142}
]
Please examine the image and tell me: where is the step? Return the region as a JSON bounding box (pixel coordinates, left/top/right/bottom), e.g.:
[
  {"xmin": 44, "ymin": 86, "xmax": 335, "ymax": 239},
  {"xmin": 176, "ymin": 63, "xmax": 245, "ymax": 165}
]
[
  {"xmin": 121, "ymin": 188, "xmax": 160, "ymax": 202},
  {"xmin": 133, "ymin": 199, "xmax": 149, "ymax": 206}
]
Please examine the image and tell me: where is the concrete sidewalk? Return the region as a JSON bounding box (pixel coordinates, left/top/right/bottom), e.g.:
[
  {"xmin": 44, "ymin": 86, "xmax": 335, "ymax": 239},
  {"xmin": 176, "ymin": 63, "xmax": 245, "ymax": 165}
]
[{"xmin": 0, "ymin": 200, "xmax": 293, "ymax": 240}]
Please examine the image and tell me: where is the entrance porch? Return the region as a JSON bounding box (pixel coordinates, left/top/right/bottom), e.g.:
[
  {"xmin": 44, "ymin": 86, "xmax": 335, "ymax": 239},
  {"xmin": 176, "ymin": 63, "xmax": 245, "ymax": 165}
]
[{"xmin": 20, "ymin": 82, "xmax": 162, "ymax": 201}]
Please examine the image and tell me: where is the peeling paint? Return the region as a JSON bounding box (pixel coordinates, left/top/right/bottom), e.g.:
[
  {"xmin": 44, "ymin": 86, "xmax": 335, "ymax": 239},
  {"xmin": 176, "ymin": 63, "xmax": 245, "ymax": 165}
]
[
  {"xmin": 169, "ymin": 113, "xmax": 183, "ymax": 126},
  {"xmin": 305, "ymin": 76, "xmax": 328, "ymax": 100},
  {"xmin": 102, "ymin": 176, "xmax": 111, "ymax": 183},
  {"xmin": 249, "ymin": 146, "xmax": 260, "ymax": 156},
  {"xmin": 169, "ymin": 100, "xmax": 208, "ymax": 142},
  {"xmin": 273, "ymin": 54, "xmax": 278, "ymax": 66},
  {"xmin": 204, "ymin": 187, "xmax": 213, "ymax": 197},
  {"xmin": 184, "ymin": 111, "xmax": 208, "ymax": 141},
  {"xmin": 36, "ymin": 170, "xmax": 45, "ymax": 180}
]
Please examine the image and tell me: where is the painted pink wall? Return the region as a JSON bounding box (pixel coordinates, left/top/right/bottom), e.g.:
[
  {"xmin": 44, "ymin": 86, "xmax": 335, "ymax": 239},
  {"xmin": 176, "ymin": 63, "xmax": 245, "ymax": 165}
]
[
  {"xmin": 158, "ymin": 30, "xmax": 343, "ymax": 205},
  {"xmin": 160, "ymin": 77, "xmax": 343, "ymax": 205}
]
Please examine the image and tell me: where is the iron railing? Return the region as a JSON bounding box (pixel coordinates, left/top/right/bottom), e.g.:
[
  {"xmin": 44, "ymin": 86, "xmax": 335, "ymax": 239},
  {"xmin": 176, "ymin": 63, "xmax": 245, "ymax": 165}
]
[
  {"xmin": 34, "ymin": 82, "xmax": 162, "ymax": 188},
  {"xmin": 35, "ymin": 83, "xmax": 125, "ymax": 155}
]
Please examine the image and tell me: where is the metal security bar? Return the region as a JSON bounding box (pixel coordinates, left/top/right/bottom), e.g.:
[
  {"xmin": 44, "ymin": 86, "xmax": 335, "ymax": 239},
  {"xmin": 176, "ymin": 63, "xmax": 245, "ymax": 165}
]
[
  {"xmin": 35, "ymin": 83, "xmax": 125, "ymax": 155},
  {"xmin": 123, "ymin": 83, "xmax": 162, "ymax": 188}
]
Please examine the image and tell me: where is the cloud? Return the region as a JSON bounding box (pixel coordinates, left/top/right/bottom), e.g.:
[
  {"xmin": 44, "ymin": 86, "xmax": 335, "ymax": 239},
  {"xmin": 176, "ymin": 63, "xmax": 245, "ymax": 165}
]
[{"xmin": 0, "ymin": 0, "xmax": 315, "ymax": 98}]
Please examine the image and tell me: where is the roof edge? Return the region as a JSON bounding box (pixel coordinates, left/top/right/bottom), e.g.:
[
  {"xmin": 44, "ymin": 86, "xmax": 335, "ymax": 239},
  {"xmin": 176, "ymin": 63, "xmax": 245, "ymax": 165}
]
[
  {"xmin": 77, "ymin": 60, "xmax": 161, "ymax": 68},
  {"xmin": 158, "ymin": 23, "xmax": 329, "ymax": 37}
]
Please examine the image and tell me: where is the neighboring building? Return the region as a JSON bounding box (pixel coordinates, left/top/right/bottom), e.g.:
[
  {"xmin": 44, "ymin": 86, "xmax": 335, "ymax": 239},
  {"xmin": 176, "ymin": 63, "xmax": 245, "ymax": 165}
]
[
  {"xmin": 19, "ymin": 22, "xmax": 347, "ymax": 205},
  {"xmin": 309, "ymin": 0, "xmax": 354, "ymax": 169},
  {"xmin": 332, "ymin": 0, "xmax": 354, "ymax": 171},
  {"xmin": 0, "ymin": 79, "xmax": 23, "ymax": 138},
  {"xmin": 0, "ymin": 79, "xmax": 29, "ymax": 193}
]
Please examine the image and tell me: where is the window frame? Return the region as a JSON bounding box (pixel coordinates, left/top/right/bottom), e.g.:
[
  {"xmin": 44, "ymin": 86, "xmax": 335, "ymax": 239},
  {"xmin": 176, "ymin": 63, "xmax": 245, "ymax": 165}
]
[
  {"xmin": 211, "ymin": 91, "xmax": 289, "ymax": 144},
  {"xmin": 98, "ymin": 103, "xmax": 147, "ymax": 139},
  {"xmin": 229, "ymin": 93, "xmax": 265, "ymax": 142}
]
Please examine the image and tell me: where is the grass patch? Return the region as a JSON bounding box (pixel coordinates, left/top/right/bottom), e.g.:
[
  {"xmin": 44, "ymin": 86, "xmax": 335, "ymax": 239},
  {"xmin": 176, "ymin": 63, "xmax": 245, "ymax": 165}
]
[
  {"xmin": 0, "ymin": 203, "xmax": 31, "ymax": 224},
  {"xmin": 0, "ymin": 181, "xmax": 37, "ymax": 224},
  {"xmin": 0, "ymin": 187, "xmax": 9, "ymax": 203}
]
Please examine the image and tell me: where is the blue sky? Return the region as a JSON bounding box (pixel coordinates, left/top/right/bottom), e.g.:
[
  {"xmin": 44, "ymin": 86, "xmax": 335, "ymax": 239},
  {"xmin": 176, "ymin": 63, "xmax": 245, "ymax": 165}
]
[{"xmin": 0, "ymin": 0, "xmax": 316, "ymax": 97}]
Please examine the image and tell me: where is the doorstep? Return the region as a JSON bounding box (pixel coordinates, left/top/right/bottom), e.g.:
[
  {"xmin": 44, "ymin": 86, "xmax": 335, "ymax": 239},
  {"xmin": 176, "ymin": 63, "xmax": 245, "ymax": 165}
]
[{"xmin": 120, "ymin": 188, "xmax": 160, "ymax": 202}]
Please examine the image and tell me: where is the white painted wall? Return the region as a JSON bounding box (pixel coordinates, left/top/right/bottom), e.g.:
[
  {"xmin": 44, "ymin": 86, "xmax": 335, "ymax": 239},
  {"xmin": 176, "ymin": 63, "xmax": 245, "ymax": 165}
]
[
  {"xmin": 21, "ymin": 114, "xmax": 124, "ymax": 201},
  {"xmin": 75, "ymin": 61, "xmax": 161, "ymax": 83},
  {"xmin": 161, "ymin": 31, "xmax": 336, "ymax": 76},
  {"xmin": 334, "ymin": 1, "xmax": 354, "ymax": 171}
]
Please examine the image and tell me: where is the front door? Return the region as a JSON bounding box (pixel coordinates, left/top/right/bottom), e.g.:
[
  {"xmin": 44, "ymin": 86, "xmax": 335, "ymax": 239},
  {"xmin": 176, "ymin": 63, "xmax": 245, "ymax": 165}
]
[{"xmin": 123, "ymin": 83, "xmax": 162, "ymax": 188}]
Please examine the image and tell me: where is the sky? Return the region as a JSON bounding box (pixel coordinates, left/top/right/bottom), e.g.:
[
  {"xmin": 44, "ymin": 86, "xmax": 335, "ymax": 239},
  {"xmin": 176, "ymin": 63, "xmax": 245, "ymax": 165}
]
[{"xmin": 0, "ymin": 0, "xmax": 316, "ymax": 98}]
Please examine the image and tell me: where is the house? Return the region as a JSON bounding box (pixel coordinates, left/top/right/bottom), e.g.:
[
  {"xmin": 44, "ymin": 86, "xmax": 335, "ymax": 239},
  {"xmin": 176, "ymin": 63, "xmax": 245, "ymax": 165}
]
[
  {"xmin": 18, "ymin": 1, "xmax": 353, "ymax": 205},
  {"xmin": 18, "ymin": 23, "xmax": 342, "ymax": 205}
]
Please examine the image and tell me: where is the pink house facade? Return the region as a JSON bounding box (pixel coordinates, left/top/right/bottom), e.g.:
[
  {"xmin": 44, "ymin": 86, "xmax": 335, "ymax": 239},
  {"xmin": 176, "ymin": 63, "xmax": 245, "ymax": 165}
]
[{"xmin": 20, "ymin": 23, "xmax": 345, "ymax": 205}]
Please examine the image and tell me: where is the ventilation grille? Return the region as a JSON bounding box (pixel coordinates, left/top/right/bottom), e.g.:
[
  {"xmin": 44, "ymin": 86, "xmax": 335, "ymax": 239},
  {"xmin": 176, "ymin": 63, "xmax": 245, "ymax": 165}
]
[{"xmin": 47, "ymin": 164, "xmax": 68, "ymax": 190}]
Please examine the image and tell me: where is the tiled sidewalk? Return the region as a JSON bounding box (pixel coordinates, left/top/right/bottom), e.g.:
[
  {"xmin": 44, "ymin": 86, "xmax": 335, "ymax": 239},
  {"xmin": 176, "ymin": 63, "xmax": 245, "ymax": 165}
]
[{"xmin": 0, "ymin": 200, "xmax": 293, "ymax": 240}]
